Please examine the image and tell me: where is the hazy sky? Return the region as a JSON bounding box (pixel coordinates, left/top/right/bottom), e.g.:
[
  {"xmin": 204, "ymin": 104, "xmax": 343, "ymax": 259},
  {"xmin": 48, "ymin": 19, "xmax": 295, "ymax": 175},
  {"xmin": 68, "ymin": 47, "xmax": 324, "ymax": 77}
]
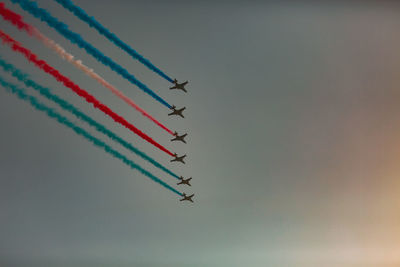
[{"xmin": 1, "ymin": 1, "xmax": 400, "ymax": 266}]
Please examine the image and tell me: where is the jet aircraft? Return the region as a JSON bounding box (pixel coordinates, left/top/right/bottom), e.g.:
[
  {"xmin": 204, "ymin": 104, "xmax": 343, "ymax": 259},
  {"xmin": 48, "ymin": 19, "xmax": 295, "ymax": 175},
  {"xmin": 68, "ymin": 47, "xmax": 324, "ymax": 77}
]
[
  {"xmin": 168, "ymin": 105, "xmax": 185, "ymax": 118},
  {"xmin": 177, "ymin": 176, "xmax": 192, "ymax": 186},
  {"xmin": 170, "ymin": 79, "xmax": 188, "ymax": 92},
  {"xmin": 171, "ymin": 153, "xmax": 186, "ymax": 164},
  {"xmin": 171, "ymin": 132, "xmax": 187, "ymax": 143},
  {"xmin": 180, "ymin": 193, "xmax": 194, "ymax": 202}
]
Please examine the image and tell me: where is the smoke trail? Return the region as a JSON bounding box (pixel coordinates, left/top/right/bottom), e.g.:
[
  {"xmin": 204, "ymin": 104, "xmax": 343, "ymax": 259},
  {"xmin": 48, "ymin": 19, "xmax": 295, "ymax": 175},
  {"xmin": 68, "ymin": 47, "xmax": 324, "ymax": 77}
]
[
  {"xmin": 0, "ymin": 30, "xmax": 175, "ymax": 157},
  {"xmin": 10, "ymin": 0, "xmax": 172, "ymax": 109},
  {"xmin": 53, "ymin": 0, "xmax": 174, "ymax": 83},
  {"xmin": 0, "ymin": 3, "xmax": 175, "ymax": 136},
  {"xmin": 0, "ymin": 2, "xmax": 33, "ymax": 33},
  {"xmin": 0, "ymin": 57, "xmax": 180, "ymax": 180},
  {"xmin": 0, "ymin": 76, "xmax": 182, "ymax": 196}
]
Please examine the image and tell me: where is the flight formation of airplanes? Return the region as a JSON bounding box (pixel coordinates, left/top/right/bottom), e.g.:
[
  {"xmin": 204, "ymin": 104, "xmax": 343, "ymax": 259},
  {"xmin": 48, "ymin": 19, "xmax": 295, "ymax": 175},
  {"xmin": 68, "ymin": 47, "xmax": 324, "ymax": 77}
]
[
  {"xmin": 0, "ymin": 0, "xmax": 195, "ymax": 203},
  {"xmin": 167, "ymin": 79, "xmax": 194, "ymax": 203}
]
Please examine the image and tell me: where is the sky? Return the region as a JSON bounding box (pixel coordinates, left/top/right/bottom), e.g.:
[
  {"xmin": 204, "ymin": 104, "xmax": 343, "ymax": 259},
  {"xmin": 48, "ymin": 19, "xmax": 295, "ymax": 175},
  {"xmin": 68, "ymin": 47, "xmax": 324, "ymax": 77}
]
[{"xmin": 1, "ymin": 1, "xmax": 400, "ymax": 266}]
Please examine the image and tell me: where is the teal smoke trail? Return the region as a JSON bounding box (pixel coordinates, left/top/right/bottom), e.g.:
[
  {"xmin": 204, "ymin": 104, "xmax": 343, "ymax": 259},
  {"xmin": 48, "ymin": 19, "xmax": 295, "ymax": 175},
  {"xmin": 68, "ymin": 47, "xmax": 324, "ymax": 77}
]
[
  {"xmin": 53, "ymin": 0, "xmax": 174, "ymax": 83},
  {"xmin": 10, "ymin": 0, "xmax": 172, "ymax": 109},
  {"xmin": 0, "ymin": 76, "xmax": 183, "ymax": 196},
  {"xmin": 0, "ymin": 56, "xmax": 180, "ymax": 180}
]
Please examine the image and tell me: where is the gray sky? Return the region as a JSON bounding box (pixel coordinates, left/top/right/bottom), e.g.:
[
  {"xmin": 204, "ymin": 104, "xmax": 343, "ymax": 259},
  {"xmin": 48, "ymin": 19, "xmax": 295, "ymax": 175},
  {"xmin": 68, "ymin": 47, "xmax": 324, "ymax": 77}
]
[{"xmin": 1, "ymin": 1, "xmax": 400, "ymax": 266}]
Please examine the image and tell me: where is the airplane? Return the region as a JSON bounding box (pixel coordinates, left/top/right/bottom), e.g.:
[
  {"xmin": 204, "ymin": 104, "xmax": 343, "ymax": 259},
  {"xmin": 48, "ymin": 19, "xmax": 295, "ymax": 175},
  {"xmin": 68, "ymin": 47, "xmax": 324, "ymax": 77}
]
[
  {"xmin": 180, "ymin": 193, "xmax": 194, "ymax": 203},
  {"xmin": 171, "ymin": 132, "xmax": 187, "ymax": 144},
  {"xmin": 171, "ymin": 153, "xmax": 186, "ymax": 164},
  {"xmin": 177, "ymin": 176, "xmax": 192, "ymax": 186},
  {"xmin": 168, "ymin": 105, "xmax": 185, "ymax": 118},
  {"xmin": 170, "ymin": 79, "xmax": 188, "ymax": 92}
]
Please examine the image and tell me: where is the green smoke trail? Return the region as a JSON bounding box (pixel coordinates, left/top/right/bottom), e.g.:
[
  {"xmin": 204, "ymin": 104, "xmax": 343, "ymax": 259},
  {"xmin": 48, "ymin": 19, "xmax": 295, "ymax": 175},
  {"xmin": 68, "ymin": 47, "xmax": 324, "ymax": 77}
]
[
  {"xmin": 0, "ymin": 76, "xmax": 183, "ymax": 196},
  {"xmin": 0, "ymin": 56, "xmax": 180, "ymax": 180}
]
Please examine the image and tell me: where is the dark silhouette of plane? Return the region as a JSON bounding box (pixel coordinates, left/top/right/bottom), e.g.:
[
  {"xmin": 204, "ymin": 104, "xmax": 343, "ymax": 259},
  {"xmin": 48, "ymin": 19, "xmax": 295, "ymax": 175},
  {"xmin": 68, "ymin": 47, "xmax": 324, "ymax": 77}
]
[
  {"xmin": 171, "ymin": 132, "xmax": 187, "ymax": 143},
  {"xmin": 168, "ymin": 105, "xmax": 185, "ymax": 118},
  {"xmin": 180, "ymin": 193, "xmax": 194, "ymax": 202},
  {"xmin": 171, "ymin": 153, "xmax": 186, "ymax": 164},
  {"xmin": 170, "ymin": 79, "xmax": 188, "ymax": 92},
  {"xmin": 177, "ymin": 176, "xmax": 192, "ymax": 186}
]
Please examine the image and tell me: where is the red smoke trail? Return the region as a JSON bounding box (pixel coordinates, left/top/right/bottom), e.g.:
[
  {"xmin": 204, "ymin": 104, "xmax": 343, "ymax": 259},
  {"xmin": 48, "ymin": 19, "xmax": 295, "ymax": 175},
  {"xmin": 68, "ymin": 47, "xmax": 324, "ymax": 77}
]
[
  {"xmin": 0, "ymin": 3, "xmax": 175, "ymax": 136},
  {"xmin": 0, "ymin": 3, "xmax": 33, "ymax": 33},
  {"xmin": 0, "ymin": 29, "xmax": 175, "ymax": 157}
]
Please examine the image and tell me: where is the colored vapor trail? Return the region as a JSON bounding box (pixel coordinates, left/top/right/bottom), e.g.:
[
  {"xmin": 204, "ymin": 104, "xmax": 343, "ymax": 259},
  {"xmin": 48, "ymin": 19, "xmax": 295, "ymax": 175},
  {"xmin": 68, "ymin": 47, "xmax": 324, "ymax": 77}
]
[
  {"xmin": 0, "ymin": 3, "xmax": 175, "ymax": 136},
  {"xmin": 10, "ymin": 0, "xmax": 173, "ymax": 109},
  {"xmin": 0, "ymin": 57, "xmax": 180, "ymax": 180},
  {"xmin": 0, "ymin": 76, "xmax": 182, "ymax": 196},
  {"xmin": 0, "ymin": 30, "xmax": 175, "ymax": 157},
  {"xmin": 52, "ymin": 0, "xmax": 174, "ymax": 83}
]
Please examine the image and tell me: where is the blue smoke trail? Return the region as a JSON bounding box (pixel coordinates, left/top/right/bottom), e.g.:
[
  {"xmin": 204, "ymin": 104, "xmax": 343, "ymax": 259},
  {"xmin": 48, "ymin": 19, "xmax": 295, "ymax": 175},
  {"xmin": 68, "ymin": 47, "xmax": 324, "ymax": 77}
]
[
  {"xmin": 53, "ymin": 0, "xmax": 174, "ymax": 83},
  {"xmin": 10, "ymin": 0, "xmax": 172, "ymax": 109},
  {"xmin": 0, "ymin": 76, "xmax": 183, "ymax": 196},
  {"xmin": 0, "ymin": 56, "xmax": 180, "ymax": 180}
]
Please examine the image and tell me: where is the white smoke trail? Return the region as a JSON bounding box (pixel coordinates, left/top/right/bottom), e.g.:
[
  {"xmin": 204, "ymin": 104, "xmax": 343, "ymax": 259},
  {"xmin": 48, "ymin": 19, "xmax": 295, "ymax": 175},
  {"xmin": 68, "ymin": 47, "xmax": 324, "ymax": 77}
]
[{"xmin": 32, "ymin": 30, "xmax": 175, "ymax": 135}]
